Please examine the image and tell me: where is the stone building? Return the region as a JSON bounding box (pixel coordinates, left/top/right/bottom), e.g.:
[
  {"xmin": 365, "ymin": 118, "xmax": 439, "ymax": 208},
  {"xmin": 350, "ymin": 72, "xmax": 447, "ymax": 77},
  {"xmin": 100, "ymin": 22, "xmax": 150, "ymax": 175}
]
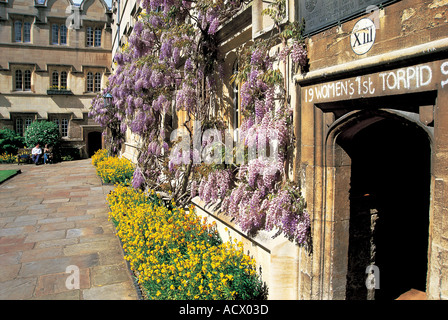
[
  {"xmin": 109, "ymin": 0, "xmax": 140, "ymax": 161},
  {"xmin": 110, "ymin": 0, "xmax": 448, "ymax": 300},
  {"xmin": 293, "ymin": 0, "xmax": 448, "ymax": 300},
  {"xmin": 0, "ymin": 0, "xmax": 112, "ymax": 158}
]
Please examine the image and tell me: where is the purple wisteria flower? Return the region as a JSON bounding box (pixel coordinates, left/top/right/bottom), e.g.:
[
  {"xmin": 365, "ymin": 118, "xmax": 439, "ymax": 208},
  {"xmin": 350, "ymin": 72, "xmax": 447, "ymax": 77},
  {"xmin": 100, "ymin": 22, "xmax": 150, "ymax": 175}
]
[
  {"xmin": 208, "ymin": 18, "xmax": 219, "ymax": 34},
  {"xmin": 89, "ymin": 0, "xmax": 309, "ymax": 244}
]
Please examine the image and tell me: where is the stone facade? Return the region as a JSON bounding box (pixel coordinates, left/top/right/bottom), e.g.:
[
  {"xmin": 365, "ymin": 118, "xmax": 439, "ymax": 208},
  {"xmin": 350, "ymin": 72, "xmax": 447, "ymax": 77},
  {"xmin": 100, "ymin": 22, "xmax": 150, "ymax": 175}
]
[
  {"xmin": 110, "ymin": 0, "xmax": 448, "ymax": 300},
  {"xmin": 294, "ymin": 0, "xmax": 448, "ymax": 300},
  {"xmin": 0, "ymin": 0, "xmax": 112, "ymax": 158},
  {"xmin": 109, "ymin": 0, "xmax": 140, "ymax": 161}
]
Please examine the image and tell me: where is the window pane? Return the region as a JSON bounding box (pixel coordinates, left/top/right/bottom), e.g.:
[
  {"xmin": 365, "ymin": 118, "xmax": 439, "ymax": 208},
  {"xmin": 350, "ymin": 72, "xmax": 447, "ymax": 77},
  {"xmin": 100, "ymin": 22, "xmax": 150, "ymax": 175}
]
[
  {"xmin": 16, "ymin": 118, "xmax": 23, "ymax": 136},
  {"xmin": 15, "ymin": 70, "xmax": 23, "ymax": 90},
  {"xmin": 14, "ymin": 21, "xmax": 22, "ymax": 42},
  {"xmin": 52, "ymin": 24, "xmax": 59, "ymax": 44},
  {"xmin": 86, "ymin": 27, "xmax": 93, "ymax": 46},
  {"xmin": 24, "ymin": 70, "xmax": 31, "ymax": 91},
  {"xmin": 23, "ymin": 22, "xmax": 31, "ymax": 43},
  {"xmin": 94, "ymin": 73, "xmax": 101, "ymax": 92},
  {"xmin": 87, "ymin": 72, "xmax": 93, "ymax": 92},
  {"xmin": 60, "ymin": 25, "xmax": 67, "ymax": 45},
  {"xmin": 25, "ymin": 118, "xmax": 32, "ymax": 131},
  {"xmin": 60, "ymin": 71, "xmax": 67, "ymax": 89},
  {"xmin": 94, "ymin": 28, "xmax": 101, "ymax": 47},
  {"xmin": 61, "ymin": 118, "xmax": 68, "ymax": 137},
  {"xmin": 52, "ymin": 71, "xmax": 59, "ymax": 88}
]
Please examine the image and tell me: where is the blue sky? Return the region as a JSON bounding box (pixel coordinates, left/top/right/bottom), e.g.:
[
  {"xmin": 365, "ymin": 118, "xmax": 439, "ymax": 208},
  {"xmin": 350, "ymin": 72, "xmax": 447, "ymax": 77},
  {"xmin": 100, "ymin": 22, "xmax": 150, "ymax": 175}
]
[{"xmin": 73, "ymin": 0, "xmax": 112, "ymax": 7}]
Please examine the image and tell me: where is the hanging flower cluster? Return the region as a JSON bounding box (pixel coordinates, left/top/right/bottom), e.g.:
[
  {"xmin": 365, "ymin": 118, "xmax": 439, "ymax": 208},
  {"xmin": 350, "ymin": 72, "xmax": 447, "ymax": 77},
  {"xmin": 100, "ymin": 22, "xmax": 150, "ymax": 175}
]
[
  {"xmin": 198, "ymin": 44, "xmax": 310, "ymax": 244},
  {"xmin": 89, "ymin": 1, "xmax": 250, "ymax": 203},
  {"xmin": 196, "ymin": 1, "xmax": 311, "ymax": 245}
]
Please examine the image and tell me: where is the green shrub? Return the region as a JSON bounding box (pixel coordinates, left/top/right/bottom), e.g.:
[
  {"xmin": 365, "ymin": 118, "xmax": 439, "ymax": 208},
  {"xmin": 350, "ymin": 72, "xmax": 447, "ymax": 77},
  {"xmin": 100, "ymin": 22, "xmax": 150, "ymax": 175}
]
[
  {"xmin": 24, "ymin": 121, "xmax": 60, "ymax": 148},
  {"xmin": 0, "ymin": 128, "xmax": 25, "ymax": 154}
]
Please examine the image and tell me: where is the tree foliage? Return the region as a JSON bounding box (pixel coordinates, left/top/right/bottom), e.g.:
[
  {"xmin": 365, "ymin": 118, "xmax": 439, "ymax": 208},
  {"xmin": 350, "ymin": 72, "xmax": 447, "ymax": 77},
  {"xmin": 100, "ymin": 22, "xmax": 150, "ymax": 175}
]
[
  {"xmin": 0, "ymin": 128, "xmax": 25, "ymax": 154},
  {"xmin": 24, "ymin": 121, "xmax": 60, "ymax": 148}
]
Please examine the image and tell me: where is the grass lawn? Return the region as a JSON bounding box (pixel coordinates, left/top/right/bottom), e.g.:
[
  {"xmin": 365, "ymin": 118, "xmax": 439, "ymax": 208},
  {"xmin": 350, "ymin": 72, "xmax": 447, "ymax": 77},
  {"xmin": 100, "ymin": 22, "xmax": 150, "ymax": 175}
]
[{"xmin": 0, "ymin": 170, "xmax": 20, "ymax": 183}]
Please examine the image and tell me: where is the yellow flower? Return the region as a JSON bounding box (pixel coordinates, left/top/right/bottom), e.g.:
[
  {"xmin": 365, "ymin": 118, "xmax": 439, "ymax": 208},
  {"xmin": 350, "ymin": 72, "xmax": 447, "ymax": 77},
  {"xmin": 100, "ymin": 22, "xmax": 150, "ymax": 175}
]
[{"xmin": 107, "ymin": 185, "xmax": 263, "ymax": 300}]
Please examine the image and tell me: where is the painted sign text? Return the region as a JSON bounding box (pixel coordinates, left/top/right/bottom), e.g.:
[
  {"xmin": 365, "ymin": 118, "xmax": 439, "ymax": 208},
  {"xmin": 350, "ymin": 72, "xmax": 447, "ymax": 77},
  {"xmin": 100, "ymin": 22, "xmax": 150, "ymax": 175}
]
[{"xmin": 304, "ymin": 60, "xmax": 448, "ymax": 103}]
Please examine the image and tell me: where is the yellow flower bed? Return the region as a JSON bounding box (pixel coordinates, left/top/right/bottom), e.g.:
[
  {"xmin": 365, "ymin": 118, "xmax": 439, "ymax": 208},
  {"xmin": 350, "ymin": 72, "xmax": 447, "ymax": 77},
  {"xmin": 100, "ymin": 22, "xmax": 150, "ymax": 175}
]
[
  {"xmin": 95, "ymin": 155, "xmax": 134, "ymax": 185},
  {"xmin": 0, "ymin": 153, "xmax": 17, "ymax": 163},
  {"xmin": 91, "ymin": 148, "xmax": 109, "ymax": 167},
  {"xmin": 107, "ymin": 184, "xmax": 267, "ymax": 300}
]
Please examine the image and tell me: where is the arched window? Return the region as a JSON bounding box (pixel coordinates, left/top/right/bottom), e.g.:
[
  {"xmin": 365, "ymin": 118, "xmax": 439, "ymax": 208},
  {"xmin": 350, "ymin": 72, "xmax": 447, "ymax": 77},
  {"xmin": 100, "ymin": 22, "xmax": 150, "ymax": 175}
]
[
  {"xmin": 52, "ymin": 71, "xmax": 59, "ymax": 88},
  {"xmin": 24, "ymin": 70, "xmax": 31, "ymax": 91},
  {"xmin": 15, "ymin": 70, "xmax": 23, "ymax": 91},
  {"xmin": 60, "ymin": 71, "xmax": 67, "ymax": 89},
  {"xmin": 94, "ymin": 72, "xmax": 101, "ymax": 92},
  {"xmin": 86, "ymin": 72, "xmax": 93, "ymax": 92}
]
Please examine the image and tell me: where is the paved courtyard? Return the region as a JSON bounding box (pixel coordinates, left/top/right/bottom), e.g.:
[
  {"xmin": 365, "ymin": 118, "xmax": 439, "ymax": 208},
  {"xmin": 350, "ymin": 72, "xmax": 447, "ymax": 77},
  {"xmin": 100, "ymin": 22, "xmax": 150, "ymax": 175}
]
[{"xmin": 0, "ymin": 159, "xmax": 139, "ymax": 300}]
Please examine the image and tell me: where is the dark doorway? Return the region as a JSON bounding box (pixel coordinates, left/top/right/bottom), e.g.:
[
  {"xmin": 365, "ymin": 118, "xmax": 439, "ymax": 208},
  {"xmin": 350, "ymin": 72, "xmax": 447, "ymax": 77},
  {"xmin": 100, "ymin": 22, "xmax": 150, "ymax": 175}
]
[
  {"xmin": 338, "ymin": 116, "xmax": 430, "ymax": 300},
  {"xmin": 88, "ymin": 131, "xmax": 102, "ymax": 157}
]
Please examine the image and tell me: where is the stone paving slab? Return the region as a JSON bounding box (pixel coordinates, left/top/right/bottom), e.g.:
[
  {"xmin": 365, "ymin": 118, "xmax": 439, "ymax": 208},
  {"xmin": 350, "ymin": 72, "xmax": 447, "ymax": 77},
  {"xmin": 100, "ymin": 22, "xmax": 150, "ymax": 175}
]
[{"xmin": 0, "ymin": 159, "xmax": 139, "ymax": 300}]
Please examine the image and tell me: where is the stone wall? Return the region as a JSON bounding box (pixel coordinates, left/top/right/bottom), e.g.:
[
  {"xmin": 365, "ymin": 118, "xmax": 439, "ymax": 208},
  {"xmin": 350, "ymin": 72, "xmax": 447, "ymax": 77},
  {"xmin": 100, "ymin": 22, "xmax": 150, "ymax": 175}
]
[{"xmin": 192, "ymin": 197, "xmax": 301, "ymax": 300}]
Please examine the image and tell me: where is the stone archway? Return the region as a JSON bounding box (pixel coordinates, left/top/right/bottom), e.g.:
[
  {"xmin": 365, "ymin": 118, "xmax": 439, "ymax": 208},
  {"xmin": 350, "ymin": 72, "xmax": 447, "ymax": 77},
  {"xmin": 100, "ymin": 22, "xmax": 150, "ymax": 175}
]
[{"xmin": 328, "ymin": 110, "xmax": 431, "ymax": 300}]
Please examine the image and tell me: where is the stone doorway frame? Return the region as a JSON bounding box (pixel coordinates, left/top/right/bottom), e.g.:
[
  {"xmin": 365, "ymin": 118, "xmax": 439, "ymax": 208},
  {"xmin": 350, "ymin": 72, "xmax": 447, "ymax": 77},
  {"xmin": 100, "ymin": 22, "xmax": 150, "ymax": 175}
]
[
  {"xmin": 296, "ymin": 57, "xmax": 448, "ymax": 300},
  {"xmin": 322, "ymin": 108, "xmax": 434, "ymax": 299}
]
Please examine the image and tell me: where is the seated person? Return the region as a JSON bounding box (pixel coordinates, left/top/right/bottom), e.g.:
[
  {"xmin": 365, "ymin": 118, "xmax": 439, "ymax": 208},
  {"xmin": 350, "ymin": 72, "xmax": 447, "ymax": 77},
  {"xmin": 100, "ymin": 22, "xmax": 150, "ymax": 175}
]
[
  {"xmin": 31, "ymin": 144, "xmax": 42, "ymax": 165},
  {"xmin": 43, "ymin": 144, "xmax": 53, "ymax": 164}
]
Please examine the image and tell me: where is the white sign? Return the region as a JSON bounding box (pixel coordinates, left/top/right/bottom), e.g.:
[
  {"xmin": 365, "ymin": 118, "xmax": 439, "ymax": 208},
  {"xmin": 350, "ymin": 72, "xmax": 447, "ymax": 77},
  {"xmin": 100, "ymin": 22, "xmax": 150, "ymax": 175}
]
[{"xmin": 351, "ymin": 18, "xmax": 376, "ymax": 55}]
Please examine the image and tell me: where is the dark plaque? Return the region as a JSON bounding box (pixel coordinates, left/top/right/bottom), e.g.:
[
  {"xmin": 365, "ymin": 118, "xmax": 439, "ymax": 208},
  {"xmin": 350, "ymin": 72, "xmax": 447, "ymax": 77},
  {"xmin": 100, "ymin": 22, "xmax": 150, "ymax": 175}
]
[{"xmin": 297, "ymin": 0, "xmax": 399, "ymax": 35}]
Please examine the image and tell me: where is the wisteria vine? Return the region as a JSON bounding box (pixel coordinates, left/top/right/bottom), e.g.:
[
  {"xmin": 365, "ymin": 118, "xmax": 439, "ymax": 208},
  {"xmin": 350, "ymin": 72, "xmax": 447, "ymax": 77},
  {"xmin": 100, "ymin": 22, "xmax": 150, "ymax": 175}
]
[
  {"xmin": 89, "ymin": 0, "xmax": 310, "ymax": 245},
  {"xmin": 198, "ymin": 0, "xmax": 311, "ymax": 245}
]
